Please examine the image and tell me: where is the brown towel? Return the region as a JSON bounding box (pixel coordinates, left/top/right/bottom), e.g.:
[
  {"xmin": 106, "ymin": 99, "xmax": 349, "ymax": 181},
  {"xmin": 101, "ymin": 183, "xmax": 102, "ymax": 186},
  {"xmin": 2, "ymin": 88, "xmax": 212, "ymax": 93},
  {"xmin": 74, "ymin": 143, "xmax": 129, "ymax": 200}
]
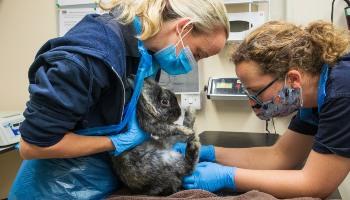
[{"xmin": 106, "ymin": 189, "xmax": 320, "ymax": 200}]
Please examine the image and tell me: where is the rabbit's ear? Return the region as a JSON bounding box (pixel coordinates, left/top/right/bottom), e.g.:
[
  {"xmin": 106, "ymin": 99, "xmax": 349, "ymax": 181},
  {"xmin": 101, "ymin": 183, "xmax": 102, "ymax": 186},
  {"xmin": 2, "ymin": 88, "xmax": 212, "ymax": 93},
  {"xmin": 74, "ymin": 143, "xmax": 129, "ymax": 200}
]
[{"xmin": 126, "ymin": 77, "xmax": 135, "ymax": 89}]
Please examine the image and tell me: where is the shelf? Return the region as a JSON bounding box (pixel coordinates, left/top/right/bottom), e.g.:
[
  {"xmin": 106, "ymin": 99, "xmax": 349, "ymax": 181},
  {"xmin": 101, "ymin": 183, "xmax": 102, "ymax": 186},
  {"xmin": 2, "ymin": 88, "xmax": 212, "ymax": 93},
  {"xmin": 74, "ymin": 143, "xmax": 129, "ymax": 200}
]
[
  {"xmin": 207, "ymin": 94, "xmax": 248, "ymax": 101},
  {"xmin": 224, "ymin": 0, "xmax": 269, "ymax": 4},
  {"xmin": 57, "ymin": 0, "xmax": 97, "ymax": 7},
  {"xmin": 0, "ymin": 145, "xmax": 16, "ymax": 155}
]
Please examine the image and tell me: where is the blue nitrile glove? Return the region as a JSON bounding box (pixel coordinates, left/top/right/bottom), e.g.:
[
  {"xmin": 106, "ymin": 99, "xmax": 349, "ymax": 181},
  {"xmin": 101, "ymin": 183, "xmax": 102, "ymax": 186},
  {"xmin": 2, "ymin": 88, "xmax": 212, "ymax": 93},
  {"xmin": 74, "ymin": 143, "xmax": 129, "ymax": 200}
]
[
  {"xmin": 173, "ymin": 143, "xmax": 216, "ymax": 162},
  {"xmin": 109, "ymin": 111, "xmax": 150, "ymax": 156},
  {"xmin": 183, "ymin": 162, "xmax": 236, "ymax": 192}
]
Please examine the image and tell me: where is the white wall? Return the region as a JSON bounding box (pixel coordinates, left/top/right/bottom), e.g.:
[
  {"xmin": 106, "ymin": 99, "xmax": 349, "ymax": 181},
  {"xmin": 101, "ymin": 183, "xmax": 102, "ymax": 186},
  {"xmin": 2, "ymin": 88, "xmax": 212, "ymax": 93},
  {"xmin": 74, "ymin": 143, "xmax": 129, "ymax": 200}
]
[
  {"xmin": 286, "ymin": 0, "xmax": 348, "ymax": 27},
  {"xmin": 0, "ymin": 0, "xmax": 57, "ymax": 111}
]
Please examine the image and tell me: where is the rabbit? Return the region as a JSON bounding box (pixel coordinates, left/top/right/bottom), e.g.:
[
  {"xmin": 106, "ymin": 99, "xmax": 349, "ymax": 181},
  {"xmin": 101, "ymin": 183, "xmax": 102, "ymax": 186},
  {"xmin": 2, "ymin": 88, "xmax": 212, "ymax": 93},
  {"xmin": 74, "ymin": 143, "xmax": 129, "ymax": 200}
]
[{"xmin": 111, "ymin": 77, "xmax": 200, "ymax": 196}]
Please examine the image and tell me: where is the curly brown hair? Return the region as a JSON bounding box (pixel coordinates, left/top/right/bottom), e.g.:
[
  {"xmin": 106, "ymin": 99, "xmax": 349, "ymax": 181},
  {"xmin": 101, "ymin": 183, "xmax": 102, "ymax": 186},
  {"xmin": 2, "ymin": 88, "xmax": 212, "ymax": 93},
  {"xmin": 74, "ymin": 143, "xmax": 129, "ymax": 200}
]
[{"xmin": 232, "ymin": 20, "xmax": 350, "ymax": 79}]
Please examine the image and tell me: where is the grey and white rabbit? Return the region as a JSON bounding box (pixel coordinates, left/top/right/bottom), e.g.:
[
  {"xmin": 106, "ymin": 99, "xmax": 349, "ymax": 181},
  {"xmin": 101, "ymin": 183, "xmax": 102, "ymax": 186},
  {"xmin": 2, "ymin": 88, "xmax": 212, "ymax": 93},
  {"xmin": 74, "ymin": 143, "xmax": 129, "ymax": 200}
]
[{"xmin": 111, "ymin": 77, "xmax": 200, "ymax": 196}]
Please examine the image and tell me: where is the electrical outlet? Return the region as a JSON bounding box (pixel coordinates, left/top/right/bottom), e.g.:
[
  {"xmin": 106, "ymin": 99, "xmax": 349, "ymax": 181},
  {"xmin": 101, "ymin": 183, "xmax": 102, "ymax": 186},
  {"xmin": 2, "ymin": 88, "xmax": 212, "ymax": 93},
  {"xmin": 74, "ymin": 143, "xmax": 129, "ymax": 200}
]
[{"xmin": 181, "ymin": 93, "xmax": 201, "ymax": 110}]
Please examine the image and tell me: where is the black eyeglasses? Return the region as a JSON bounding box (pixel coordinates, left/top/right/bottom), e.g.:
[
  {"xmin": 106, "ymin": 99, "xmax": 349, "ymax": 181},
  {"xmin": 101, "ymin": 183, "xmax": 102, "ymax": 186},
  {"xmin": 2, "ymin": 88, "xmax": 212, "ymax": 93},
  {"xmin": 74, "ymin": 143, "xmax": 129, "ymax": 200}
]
[{"xmin": 243, "ymin": 78, "xmax": 278, "ymax": 109}]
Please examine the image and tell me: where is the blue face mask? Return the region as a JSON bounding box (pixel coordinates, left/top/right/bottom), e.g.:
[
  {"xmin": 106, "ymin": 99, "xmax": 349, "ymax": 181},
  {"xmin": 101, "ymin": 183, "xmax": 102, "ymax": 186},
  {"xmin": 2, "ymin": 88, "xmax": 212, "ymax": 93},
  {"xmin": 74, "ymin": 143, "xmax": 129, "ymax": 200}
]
[{"xmin": 153, "ymin": 27, "xmax": 198, "ymax": 75}]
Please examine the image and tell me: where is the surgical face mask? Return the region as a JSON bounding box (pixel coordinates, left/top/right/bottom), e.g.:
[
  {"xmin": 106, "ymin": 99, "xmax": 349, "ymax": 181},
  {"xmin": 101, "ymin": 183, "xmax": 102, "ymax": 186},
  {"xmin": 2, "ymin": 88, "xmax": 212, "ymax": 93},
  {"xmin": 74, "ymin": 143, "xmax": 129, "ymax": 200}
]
[
  {"xmin": 153, "ymin": 25, "xmax": 197, "ymax": 75},
  {"xmin": 244, "ymin": 78, "xmax": 303, "ymax": 120}
]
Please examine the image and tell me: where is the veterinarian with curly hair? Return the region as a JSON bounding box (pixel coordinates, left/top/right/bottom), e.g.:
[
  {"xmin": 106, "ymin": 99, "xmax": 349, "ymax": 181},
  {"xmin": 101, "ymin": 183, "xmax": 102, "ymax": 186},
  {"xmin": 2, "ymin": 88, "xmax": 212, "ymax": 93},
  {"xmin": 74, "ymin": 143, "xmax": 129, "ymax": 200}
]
[
  {"xmin": 175, "ymin": 21, "xmax": 350, "ymax": 199},
  {"xmin": 9, "ymin": 0, "xmax": 229, "ymax": 199}
]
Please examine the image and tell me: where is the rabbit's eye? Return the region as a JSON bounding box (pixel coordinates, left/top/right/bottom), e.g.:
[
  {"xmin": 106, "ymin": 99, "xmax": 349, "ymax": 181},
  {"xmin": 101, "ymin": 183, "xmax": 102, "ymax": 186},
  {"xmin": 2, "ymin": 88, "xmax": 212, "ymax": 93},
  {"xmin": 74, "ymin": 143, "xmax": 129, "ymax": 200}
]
[{"xmin": 161, "ymin": 99, "xmax": 169, "ymax": 106}]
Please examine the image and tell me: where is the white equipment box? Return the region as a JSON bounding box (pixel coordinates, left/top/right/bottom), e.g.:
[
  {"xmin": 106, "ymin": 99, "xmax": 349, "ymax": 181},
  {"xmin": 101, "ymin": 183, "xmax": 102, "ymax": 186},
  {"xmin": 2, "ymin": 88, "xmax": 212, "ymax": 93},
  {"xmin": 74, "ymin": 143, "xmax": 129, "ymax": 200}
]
[
  {"xmin": 205, "ymin": 77, "xmax": 248, "ymax": 100},
  {"xmin": 0, "ymin": 112, "xmax": 24, "ymax": 147}
]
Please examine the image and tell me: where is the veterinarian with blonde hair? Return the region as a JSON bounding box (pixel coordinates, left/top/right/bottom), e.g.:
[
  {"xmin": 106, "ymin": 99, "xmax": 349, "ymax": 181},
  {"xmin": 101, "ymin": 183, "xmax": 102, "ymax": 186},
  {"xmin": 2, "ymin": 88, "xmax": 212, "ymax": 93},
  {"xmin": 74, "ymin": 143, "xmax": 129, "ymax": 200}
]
[
  {"xmin": 175, "ymin": 21, "xmax": 350, "ymax": 199},
  {"xmin": 9, "ymin": 0, "xmax": 229, "ymax": 199}
]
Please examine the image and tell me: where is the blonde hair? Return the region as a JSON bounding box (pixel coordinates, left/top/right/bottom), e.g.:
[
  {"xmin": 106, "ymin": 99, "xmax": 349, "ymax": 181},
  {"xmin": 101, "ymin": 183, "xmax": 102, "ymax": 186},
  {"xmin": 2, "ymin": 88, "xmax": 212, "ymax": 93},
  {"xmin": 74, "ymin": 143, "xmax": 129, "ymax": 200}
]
[
  {"xmin": 232, "ymin": 20, "xmax": 350, "ymax": 78},
  {"xmin": 99, "ymin": 0, "xmax": 229, "ymax": 40}
]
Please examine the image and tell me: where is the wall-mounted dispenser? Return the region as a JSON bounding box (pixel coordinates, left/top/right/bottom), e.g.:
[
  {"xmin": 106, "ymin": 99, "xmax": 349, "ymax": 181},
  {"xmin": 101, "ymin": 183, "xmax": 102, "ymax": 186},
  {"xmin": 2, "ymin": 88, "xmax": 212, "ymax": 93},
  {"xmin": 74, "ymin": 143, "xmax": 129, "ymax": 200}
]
[{"xmin": 227, "ymin": 11, "xmax": 265, "ymax": 41}]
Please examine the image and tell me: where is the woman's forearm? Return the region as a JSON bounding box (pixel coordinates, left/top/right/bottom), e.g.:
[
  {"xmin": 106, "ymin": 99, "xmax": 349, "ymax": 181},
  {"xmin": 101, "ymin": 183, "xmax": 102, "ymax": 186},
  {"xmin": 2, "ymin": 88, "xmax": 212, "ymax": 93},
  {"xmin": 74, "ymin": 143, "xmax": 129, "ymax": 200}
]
[
  {"xmin": 215, "ymin": 146, "xmax": 290, "ymax": 170},
  {"xmin": 226, "ymin": 150, "xmax": 347, "ymax": 199},
  {"xmin": 20, "ymin": 132, "xmax": 114, "ymax": 159},
  {"xmin": 235, "ymin": 168, "xmax": 328, "ymax": 199}
]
